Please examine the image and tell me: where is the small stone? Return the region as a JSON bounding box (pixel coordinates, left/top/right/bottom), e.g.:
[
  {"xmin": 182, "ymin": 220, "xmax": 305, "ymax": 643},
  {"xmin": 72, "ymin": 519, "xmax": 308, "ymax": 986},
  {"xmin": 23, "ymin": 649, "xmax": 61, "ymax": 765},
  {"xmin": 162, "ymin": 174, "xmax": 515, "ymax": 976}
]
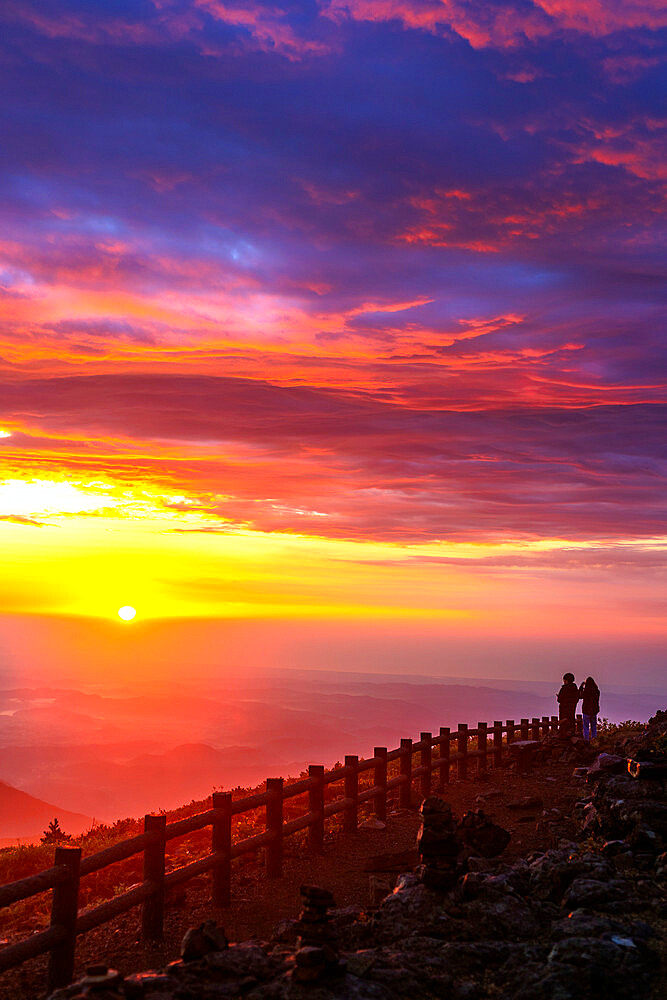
[
  {"xmin": 181, "ymin": 920, "xmax": 228, "ymax": 961},
  {"xmin": 78, "ymin": 967, "xmax": 123, "ymax": 990},
  {"xmin": 602, "ymin": 840, "xmax": 630, "ymax": 857},
  {"xmin": 610, "ymin": 935, "xmax": 637, "ymax": 948},
  {"xmin": 359, "ymin": 818, "xmax": 386, "ymax": 830}
]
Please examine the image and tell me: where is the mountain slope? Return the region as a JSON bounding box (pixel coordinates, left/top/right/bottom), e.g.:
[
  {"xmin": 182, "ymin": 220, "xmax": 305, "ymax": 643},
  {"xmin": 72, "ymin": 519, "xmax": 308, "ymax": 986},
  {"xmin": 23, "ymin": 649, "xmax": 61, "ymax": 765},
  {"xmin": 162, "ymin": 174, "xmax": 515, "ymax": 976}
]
[{"xmin": 0, "ymin": 779, "xmax": 93, "ymax": 840}]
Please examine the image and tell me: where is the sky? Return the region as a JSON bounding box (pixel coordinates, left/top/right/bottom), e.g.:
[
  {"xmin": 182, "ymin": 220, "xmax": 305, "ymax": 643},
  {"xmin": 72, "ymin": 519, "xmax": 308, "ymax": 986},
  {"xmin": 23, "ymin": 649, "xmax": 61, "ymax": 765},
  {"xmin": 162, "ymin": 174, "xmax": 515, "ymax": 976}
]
[{"xmin": 0, "ymin": 1, "xmax": 665, "ymax": 678}]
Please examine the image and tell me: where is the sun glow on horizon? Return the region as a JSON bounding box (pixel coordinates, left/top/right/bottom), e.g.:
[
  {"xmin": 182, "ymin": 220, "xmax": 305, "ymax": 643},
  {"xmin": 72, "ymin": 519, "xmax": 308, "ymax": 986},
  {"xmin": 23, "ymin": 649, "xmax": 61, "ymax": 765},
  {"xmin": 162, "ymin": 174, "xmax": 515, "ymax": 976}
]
[{"xmin": 117, "ymin": 605, "xmax": 137, "ymax": 621}]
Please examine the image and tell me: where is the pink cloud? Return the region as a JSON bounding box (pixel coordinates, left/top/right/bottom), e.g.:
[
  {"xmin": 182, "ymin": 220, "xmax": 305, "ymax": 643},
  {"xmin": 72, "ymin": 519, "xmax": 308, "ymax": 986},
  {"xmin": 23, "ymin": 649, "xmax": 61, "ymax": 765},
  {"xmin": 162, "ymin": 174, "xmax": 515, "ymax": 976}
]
[
  {"xmin": 194, "ymin": 0, "xmax": 330, "ymax": 59},
  {"xmin": 323, "ymin": 0, "xmax": 667, "ymax": 50},
  {"xmin": 573, "ymin": 119, "xmax": 667, "ymax": 181}
]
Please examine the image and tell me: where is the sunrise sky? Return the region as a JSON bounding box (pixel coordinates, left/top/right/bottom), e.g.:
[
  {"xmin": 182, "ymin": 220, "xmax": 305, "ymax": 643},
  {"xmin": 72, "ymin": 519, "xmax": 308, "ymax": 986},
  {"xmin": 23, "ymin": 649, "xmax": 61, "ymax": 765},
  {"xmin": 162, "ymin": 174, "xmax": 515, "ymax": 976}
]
[{"xmin": 0, "ymin": 1, "xmax": 665, "ymax": 669}]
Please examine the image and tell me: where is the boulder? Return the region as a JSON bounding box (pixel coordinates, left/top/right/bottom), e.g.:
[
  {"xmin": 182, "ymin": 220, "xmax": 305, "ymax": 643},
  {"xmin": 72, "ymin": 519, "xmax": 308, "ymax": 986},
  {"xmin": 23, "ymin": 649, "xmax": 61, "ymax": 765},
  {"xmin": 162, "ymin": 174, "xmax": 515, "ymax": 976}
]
[
  {"xmin": 457, "ymin": 809, "xmax": 511, "ymax": 858},
  {"xmin": 586, "ymin": 754, "xmax": 629, "ymax": 783}
]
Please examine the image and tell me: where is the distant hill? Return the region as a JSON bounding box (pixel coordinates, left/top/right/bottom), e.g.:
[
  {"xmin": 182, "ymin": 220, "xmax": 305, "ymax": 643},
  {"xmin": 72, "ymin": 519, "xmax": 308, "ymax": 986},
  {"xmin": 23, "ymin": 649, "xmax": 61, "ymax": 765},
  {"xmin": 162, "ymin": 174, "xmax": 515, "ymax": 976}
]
[{"xmin": 0, "ymin": 779, "xmax": 92, "ymax": 841}]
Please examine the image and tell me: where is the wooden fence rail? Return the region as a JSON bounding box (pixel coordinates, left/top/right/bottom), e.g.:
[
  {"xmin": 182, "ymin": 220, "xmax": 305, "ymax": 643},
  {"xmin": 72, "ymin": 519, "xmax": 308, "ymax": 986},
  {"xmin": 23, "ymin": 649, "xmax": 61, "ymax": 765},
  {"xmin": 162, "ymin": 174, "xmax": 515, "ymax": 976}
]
[{"xmin": 0, "ymin": 714, "xmax": 582, "ymax": 991}]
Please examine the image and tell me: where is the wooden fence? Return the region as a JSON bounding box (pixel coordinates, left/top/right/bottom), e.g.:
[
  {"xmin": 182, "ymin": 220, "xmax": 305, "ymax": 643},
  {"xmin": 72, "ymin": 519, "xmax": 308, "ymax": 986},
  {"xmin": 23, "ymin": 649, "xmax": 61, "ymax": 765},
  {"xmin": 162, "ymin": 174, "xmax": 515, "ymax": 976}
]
[{"xmin": 0, "ymin": 713, "xmax": 578, "ymax": 991}]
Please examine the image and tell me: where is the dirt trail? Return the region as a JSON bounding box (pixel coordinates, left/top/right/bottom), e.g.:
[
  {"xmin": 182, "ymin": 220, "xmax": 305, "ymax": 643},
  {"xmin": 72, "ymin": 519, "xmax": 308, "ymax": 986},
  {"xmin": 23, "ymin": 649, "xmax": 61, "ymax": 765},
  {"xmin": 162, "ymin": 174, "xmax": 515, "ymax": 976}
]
[{"xmin": 2, "ymin": 758, "xmax": 582, "ymax": 999}]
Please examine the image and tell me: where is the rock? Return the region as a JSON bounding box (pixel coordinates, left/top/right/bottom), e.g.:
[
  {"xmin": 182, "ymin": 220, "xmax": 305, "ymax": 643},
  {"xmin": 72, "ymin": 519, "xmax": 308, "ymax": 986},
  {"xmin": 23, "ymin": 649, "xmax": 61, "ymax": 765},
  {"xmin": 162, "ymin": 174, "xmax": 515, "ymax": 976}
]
[
  {"xmin": 561, "ymin": 877, "xmax": 628, "ymax": 909},
  {"xmin": 547, "ymin": 934, "xmax": 655, "ymax": 992},
  {"xmin": 457, "ymin": 809, "xmax": 511, "ymax": 857},
  {"xmin": 371, "ymin": 881, "xmax": 436, "ymax": 942},
  {"xmin": 204, "ymin": 942, "xmax": 269, "ymax": 979},
  {"xmin": 466, "ymin": 855, "xmax": 492, "ymax": 872},
  {"xmin": 270, "ymin": 917, "xmax": 299, "ymax": 944},
  {"xmin": 462, "ymin": 894, "xmax": 542, "ymax": 941},
  {"xmin": 655, "ymin": 851, "xmax": 667, "ymax": 875},
  {"xmin": 123, "ymin": 972, "xmax": 179, "ymax": 999},
  {"xmin": 550, "ymin": 911, "xmax": 623, "ymax": 940},
  {"xmin": 529, "ymin": 853, "xmax": 591, "ymax": 902},
  {"xmin": 369, "ymin": 874, "xmax": 393, "ymax": 907},
  {"xmin": 79, "ymin": 966, "xmax": 124, "ymax": 990},
  {"xmin": 345, "ymin": 950, "xmax": 377, "ymax": 977},
  {"xmin": 296, "ymin": 945, "xmax": 326, "ymax": 968},
  {"xmin": 360, "ymin": 818, "xmax": 386, "ymax": 830},
  {"xmin": 181, "ymin": 920, "xmax": 228, "ymax": 961},
  {"xmin": 586, "ymin": 753, "xmax": 629, "ymax": 783}
]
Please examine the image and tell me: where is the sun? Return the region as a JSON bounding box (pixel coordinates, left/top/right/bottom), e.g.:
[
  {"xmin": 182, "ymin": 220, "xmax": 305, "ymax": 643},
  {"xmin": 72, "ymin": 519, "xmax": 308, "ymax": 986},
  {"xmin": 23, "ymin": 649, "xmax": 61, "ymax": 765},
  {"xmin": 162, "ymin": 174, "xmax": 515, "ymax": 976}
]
[{"xmin": 117, "ymin": 605, "xmax": 137, "ymax": 621}]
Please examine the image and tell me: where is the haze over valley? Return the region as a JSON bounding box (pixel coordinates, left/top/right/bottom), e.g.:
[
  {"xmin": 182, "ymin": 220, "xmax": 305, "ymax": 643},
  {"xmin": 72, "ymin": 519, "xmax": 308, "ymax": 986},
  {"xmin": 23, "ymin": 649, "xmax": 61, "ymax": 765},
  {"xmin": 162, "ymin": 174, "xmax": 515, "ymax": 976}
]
[{"xmin": 1, "ymin": 661, "xmax": 663, "ymax": 842}]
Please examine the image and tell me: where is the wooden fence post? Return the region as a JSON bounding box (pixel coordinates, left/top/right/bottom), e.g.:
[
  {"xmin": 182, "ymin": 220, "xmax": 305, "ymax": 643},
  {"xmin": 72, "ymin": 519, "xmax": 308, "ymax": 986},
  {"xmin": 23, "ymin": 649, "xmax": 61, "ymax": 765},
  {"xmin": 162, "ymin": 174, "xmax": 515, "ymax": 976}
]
[
  {"xmin": 551, "ymin": 715, "xmax": 559, "ymax": 735},
  {"xmin": 266, "ymin": 778, "xmax": 284, "ymax": 877},
  {"xmin": 308, "ymin": 765, "xmax": 325, "ymax": 853},
  {"xmin": 142, "ymin": 814, "xmax": 166, "ymax": 942},
  {"xmin": 47, "ymin": 846, "xmax": 81, "ymax": 993},
  {"xmin": 477, "ymin": 722, "xmax": 488, "ymax": 776},
  {"xmin": 531, "ymin": 718, "xmax": 540, "ymax": 741},
  {"xmin": 521, "ymin": 718, "xmax": 530, "ymax": 741},
  {"xmin": 399, "ymin": 738, "xmax": 412, "ymax": 808},
  {"xmin": 457, "ymin": 724, "xmax": 468, "ymax": 780},
  {"xmin": 542, "ymin": 715, "xmax": 550, "ymax": 737},
  {"xmin": 420, "ymin": 732, "xmax": 432, "ymax": 798},
  {"xmin": 493, "ymin": 721, "xmax": 503, "ymax": 767},
  {"xmin": 374, "ymin": 748, "xmax": 387, "ymax": 822},
  {"xmin": 344, "ymin": 755, "xmax": 358, "ymax": 833},
  {"xmin": 506, "ymin": 720, "xmax": 515, "ymax": 745},
  {"xmin": 212, "ymin": 792, "xmax": 232, "ymax": 907},
  {"xmin": 438, "ymin": 727, "xmax": 450, "ymax": 788}
]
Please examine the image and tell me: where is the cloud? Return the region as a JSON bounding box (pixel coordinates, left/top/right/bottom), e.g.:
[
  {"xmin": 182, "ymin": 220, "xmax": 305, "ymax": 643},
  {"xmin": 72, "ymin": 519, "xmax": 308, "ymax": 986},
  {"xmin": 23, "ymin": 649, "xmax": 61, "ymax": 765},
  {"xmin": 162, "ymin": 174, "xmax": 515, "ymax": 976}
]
[
  {"xmin": 323, "ymin": 0, "xmax": 667, "ymax": 49},
  {"xmin": 0, "ymin": 372, "xmax": 664, "ymax": 543},
  {"xmin": 0, "ymin": 513, "xmax": 48, "ymax": 527},
  {"xmin": 0, "ymin": 0, "xmax": 663, "ymax": 559}
]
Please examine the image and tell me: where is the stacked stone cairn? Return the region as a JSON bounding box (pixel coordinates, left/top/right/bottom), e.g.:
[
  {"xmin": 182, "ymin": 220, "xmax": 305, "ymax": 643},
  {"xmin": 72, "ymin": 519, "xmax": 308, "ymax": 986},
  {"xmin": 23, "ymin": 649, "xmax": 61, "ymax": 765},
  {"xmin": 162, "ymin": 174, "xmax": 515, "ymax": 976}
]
[
  {"xmin": 292, "ymin": 884, "xmax": 344, "ymax": 982},
  {"xmin": 415, "ymin": 797, "xmax": 463, "ymax": 890},
  {"xmin": 416, "ymin": 797, "xmax": 513, "ymax": 892}
]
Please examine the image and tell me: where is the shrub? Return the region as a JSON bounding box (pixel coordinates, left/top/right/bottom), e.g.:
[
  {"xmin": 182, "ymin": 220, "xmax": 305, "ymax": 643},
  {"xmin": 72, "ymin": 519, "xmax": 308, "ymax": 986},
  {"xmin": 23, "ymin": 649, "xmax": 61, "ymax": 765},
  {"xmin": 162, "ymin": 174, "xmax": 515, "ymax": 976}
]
[{"xmin": 40, "ymin": 818, "xmax": 72, "ymax": 845}]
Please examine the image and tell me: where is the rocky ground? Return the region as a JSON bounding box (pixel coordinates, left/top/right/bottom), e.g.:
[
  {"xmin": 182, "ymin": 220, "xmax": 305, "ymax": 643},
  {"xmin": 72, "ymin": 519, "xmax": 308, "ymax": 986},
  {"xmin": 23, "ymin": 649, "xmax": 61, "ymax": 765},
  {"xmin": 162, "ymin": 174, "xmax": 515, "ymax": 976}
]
[{"xmin": 5, "ymin": 717, "xmax": 667, "ymax": 1000}]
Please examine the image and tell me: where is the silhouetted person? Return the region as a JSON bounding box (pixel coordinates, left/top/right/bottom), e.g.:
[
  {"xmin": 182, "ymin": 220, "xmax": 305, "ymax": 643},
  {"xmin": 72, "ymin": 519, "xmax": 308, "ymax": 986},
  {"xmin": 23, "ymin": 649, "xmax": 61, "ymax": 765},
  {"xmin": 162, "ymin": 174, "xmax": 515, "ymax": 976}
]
[
  {"xmin": 579, "ymin": 676, "xmax": 600, "ymax": 742},
  {"xmin": 557, "ymin": 672, "xmax": 580, "ymax": 736}
]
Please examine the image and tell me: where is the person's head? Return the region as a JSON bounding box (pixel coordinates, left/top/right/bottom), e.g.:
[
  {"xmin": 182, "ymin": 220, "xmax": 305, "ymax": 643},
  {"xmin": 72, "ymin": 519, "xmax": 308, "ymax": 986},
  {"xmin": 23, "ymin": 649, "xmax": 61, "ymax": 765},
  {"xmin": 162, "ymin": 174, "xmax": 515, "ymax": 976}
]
[
  {"xmin": 563, "ymin": 672, "xmax": 575, "ymax": 684},
  {"xmin": 584, "ymin": 676, "xmax": 597, "ymax": 689}
]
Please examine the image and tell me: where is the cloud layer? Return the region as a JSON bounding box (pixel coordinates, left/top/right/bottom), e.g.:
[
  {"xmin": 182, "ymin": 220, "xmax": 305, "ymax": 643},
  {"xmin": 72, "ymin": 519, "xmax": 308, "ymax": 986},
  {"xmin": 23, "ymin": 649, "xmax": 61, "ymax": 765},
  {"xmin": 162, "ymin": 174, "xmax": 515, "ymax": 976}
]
[{"xmin": 0, "ymin": 0, "xmax": 664, "ymax": 575}]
